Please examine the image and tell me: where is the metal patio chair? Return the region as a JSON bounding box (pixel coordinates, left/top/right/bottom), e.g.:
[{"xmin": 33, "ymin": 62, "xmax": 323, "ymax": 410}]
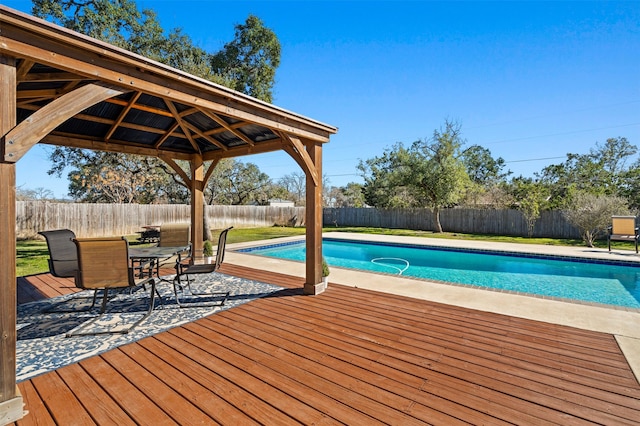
[
  {"xmin": 172, "ymin": 227, "xmax": 233, "ymax": 308},
  {"xmin": 39, "ymin": 229, "xmax": 101, "ymax": 313},
  {"xmin": 65, "ymin": 237, "xmax": 157, "ymax": 337}
]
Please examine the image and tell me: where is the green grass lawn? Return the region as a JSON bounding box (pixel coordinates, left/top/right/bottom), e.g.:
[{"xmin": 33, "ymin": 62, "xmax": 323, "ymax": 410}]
[{"xmin": 16, "ymin": 226, "xmax": 622, "ymax": 277}]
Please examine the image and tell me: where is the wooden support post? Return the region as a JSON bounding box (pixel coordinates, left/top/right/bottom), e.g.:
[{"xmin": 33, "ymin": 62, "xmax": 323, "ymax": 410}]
[
  {"xmin": 304, "ymin": 142, "xmax": 325, "ymax": 295},
  {"xmin": 190, "ymin": 156, "xmax": 204, "ymax": 261},
  {"xmin": 0, "ymin": 56, "xmax": 25, "ymax": 424}
]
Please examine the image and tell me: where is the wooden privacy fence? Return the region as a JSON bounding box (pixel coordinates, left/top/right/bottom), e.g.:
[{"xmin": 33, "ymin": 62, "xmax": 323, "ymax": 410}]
[
  {"xmin": 323, "ymin": 207, "xmax": 583, "ymax": 239},
  {"xmin": 17, "ymin": 202, "xmax": 582, "ymax": 239},
  {"xmin": 17, "ymin": 202, "xmax": 305, "ymax": 239}
]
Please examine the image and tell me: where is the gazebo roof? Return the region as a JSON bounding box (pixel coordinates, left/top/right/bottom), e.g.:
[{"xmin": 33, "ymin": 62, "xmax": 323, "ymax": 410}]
[{"xmin": 1, "ymin": 5, "xmax": 337, "ymax": 163}]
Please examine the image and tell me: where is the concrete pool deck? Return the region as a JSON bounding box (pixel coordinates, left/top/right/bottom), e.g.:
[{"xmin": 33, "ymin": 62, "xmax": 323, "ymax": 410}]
[{"xmin": 227, "ymin": 232, "xmax": 640, "ymax": 381}]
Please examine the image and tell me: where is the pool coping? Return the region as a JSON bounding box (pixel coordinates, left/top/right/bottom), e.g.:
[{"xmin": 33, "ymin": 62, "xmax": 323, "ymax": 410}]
[{"xmin": 227, "ymin": 232, "xmax": 640, "ymax": 382}]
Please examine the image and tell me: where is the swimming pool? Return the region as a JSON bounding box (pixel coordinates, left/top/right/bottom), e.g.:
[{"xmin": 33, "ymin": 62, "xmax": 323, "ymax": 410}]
[{"xmin": 238, "ymin": 238, "xmax": 640, "ymax": 309}]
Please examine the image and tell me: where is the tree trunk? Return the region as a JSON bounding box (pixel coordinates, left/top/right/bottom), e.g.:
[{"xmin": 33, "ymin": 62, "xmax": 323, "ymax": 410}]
[
  {"xmin": 584, "ymin": 231, "xmax": 594, "ymax": 248},
  {"xmin": 433, "ymin": 207, "xmax": 443, "ymax": 233},
  {"xmin": 203, "ymin": 202, "xmax": 211, "ymax": 241}
]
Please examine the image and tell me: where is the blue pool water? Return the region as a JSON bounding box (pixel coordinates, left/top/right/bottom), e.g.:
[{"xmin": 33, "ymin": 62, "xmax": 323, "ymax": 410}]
[{"xmin": 238, "ymin": 238, "xmax": 640, "ymax": 309}]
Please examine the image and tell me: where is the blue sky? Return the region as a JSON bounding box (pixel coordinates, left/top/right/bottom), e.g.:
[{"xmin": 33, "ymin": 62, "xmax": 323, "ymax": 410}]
[{"xmin": 5, "ymin": 0, "xmax": 640, "ymax": 198}]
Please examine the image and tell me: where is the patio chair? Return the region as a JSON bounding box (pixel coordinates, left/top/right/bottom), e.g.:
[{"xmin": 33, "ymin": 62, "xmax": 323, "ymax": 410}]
[
  {"xmin": 38, "ymin": 229, "xmax": 78, "ymax": 278},
  {"xmin": 608, "ymin": 215, "xmax": 639, "ymax": 253},
  {"xmin": 65, "ymin": 237, "xmax": 157, "ymax": 337},
  {"xmin": 133, "ymin": 223, "xmax": 191, "ymax": 278},
  {"xmin": 159, "ymin": 223, "xmax": 191, "ymax": 248},
  {"xmin": 172, "ymin": 227, "xmax": 233, "ymax": 307},
  {"xmin": 39, "ymin": 229, "xmax": 101, "ymax": 313}
]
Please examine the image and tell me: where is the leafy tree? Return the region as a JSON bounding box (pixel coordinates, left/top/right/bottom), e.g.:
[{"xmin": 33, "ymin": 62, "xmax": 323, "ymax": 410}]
[
  {"xmin": 510, "ymin": 177, "xmax": 549, "ymax": 237},
  {"xmin": 460, "ymin": 145, "xmax": 511, "ymax": 207},
  {"xmin": 50, "ymin": 149, "xmax": 187, "ymax": 203},
  {"xmin": 204, "ymin": 160, "xmax": 275, "ymax": 205},
  {"xmin": 358, "ymin": 143, "xmax": 415, "ymax": 209},
  {"xmin": 462, "ymin": 145, "xmax": 510, "ymax": 185},
  {"xmin": 34, "ymin": 0, "xmax": 281, "ymax": 202},
  {"xmin": 619, "ymin": 159, "xmax": 640, "ymax": 211},
  {"xmin": 538, "ymin": 137, "xmax": 637, "ymax": 208},
  {"xmin": 33, "ymin": 0, "xmax": 146, "ymax": 48},
  {"xmin": 359, "ymin": 120, "xmax": 471, "ymax": 232},
  {"xmin": 562, "ymin": 192, "xmax": 629, "ymax": 247},
  {"xmin": 210, "ymin": 15, "xmax": 281, "ymax": 103},
  {"xmin": 331, "ymin": 183, "xmax": 366, "ymax": 208},
  {"xmin": 407, "ymin": 121, "xmax": 471, "ymax": 232}
]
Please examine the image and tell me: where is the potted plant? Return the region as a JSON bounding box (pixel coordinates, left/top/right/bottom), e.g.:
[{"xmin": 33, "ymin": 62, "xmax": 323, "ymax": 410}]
[
  {"xmin": 322, "ymin": 257, "xmax": 330, "ymax": 285},
  {"xmin": 203, "ymin": 240, "xmax": 214, "ymax": 263}
]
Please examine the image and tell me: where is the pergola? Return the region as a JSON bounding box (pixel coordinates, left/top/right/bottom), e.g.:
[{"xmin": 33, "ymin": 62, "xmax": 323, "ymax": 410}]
[{"xmin": 0, "ymin": 6, "xmax": 336, "ymax": 423}]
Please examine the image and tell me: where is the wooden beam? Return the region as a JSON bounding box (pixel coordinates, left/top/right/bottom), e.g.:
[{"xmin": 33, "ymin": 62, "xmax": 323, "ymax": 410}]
[
  {"xmin": 106, "ymin": 97, "xmax": 174, "ymax": 118},
  {"xmin": 15, "ymin": 88, "xmax": 59, "ymax": 99},
  {"xmin": 199, "ymin": 109, "xmax": 255, "ymax": 147},
  {"xmin": 15, "ymin": 58, "xmax": 33, "ymax": 81},
  {"xmin": 164, "ymin": 100, "xmax": 200, "ymax": 153},
  {"xmin": 203, "ymin": 158, "xmax": 221, "ymax": 187},
  {"xmin": 3, "ymin": 82, "xmax": 128, "ymax": 162},
  {"xmin": 159, "ymin": 155, "xmax": 191, "ymax": 188},
  {"xmin": 202, "ymin": 138, "xmax": 284, "ymax": 162},
  {"xmin": 0, "ymin": 55, "xmax": 24, "ymax": 423},
  {"xmin": 154, "ymin": 122, "xmax": 181, "ymax": 150},
  {"xmin": 182, "ymin": 121, "xmax": 227, "ymax": 151},
  {"xmin": 40, "ymin": 134, "xmax": 194, "ymax": 161},
  {"xmin": 105, "ymin": 91, "xmax": 141, "ymax": 140},
  {"xmin": 17, "ymin": 102, "xmax": 179, "ymax": 136},
  {"xmin": 21, "ymin": 71, "xmax": 86, "ymax": 82},
  {"xmin": 304, "ymin": 142, "xmax": 324, "ymax": 295},
  {"xmin": 281, "ymin": 133, "xmax": 319, "ymax": 187},
  {"xmin": 190, "ymin": 156, "xmax": 205, "ymax": 259}
]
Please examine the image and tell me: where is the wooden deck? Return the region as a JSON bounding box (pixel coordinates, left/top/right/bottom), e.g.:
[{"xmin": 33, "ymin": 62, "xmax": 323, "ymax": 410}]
[{"xmin": 13, "ymin": 264, "xmax": 640, "ymax": 425}]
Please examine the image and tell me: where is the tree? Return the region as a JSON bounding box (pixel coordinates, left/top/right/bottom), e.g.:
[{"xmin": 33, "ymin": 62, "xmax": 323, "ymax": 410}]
[
  {"xmin": 33, "ymin": 0, "xmax": 148, "ymax": 48},
  {"xmin": 619, "ymin": 159, "xmax": 640, "ymax": 211},
  {"xmin": 359, "ymin": 120, "xmax": 471, "ymax": 232},
  {"xmin": 47, "ymin": 148, "xmax": 188, "ymax": 203},
  {"xmin": 34, "ymin": 0, "xmax": 281, "ymax": 202},
  {"xmin": 538, "ymin": 137, "xmax": 638, "ymax": 208},
  {"xmin": 462, "ymin": 145, "xmax": 510, "ymax": 186},
  {"xmin": 510, "ymin": 177, "xmax": 549, "ymax": 237},
  {"xmin": 52, "ymin": 149, "xmax": 187, "ymax": 203},
  {"xmin": 332, "ymin": 183, "xmax": 366, "ymax": 208},
  {"xmin": 358, "ymin": 143, "xmax": 417, "ymax": 209},
  {"xmin": 203, "ymin": 160, "xmax": 276, "ymax": 205},
  {"xmin": 459, "ymin": 145, "xmax": 511, "ymax": 207},
  {"xmin": 278, "ymin": 172, "xmax": 306, "ymax": 205},
  {"xmin": 210, "ymin": 15, "xmax": 281, "ymax": 103},
  {"xmin": 16, "ymin": 186, "xmax": 55, "ymax": 201},
  {"xmin": 563, "ymin": 192, "xmax": 629, "ymax": 247}
]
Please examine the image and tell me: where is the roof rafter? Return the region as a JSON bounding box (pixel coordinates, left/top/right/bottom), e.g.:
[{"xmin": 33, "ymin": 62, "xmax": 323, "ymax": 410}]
[
  {"xmin": 199, "ymin": 109, "xmax": 255, "ymax": 147},
  {"xmin": 105, "ymin": 91, "xmax": 141, "ymax": 140}
]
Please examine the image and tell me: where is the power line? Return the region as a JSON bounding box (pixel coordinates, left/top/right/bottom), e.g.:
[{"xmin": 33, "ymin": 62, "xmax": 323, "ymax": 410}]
[
  {"xmin": 482, "ymin": 122, "xmax": 640, "ymax": 146},
  {"xmin": 466, "ymin": 100, "xmax": 640, "ymax": 131},
  {"xmin": 504, "ymin": 156, "xmax": 565, "ymax": 164}
]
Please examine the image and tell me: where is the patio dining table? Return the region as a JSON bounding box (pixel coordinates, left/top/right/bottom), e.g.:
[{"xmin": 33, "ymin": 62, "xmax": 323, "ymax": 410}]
[{"xmin": 129, "ymin": 245, "xmax": 190, "ymax": 280}]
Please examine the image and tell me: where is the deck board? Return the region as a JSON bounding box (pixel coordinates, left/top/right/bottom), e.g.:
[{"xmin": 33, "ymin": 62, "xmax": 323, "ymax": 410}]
[{"xmin": 13, "ymin": 265, "xmax": 640, "ymax": 425}]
